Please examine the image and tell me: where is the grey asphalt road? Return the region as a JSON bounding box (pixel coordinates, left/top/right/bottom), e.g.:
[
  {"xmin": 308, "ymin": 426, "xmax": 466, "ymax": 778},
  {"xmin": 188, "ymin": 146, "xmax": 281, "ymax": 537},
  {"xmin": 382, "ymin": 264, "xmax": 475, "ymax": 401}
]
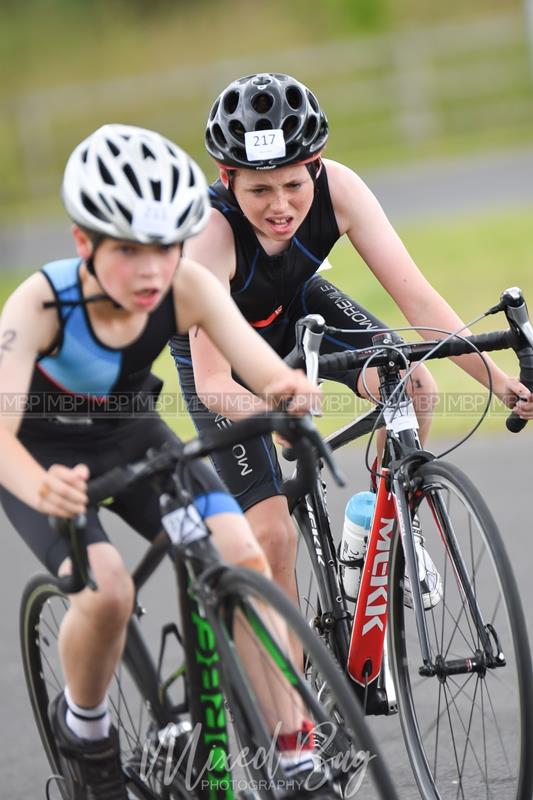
[
  {"xmin": 2, "ymin": 146, "xmax": 533, "ymax": 271},
  {"xmin": 1, "ymin": 431, "xmax": 531, "ymax": 798}
]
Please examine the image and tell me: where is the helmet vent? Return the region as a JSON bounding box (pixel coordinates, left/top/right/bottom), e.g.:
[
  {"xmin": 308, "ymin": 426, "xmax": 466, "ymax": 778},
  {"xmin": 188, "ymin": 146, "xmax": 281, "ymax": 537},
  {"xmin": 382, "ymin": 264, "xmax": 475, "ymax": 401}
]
[
  {"xmin": 223, "ymin": 90, "xmax": 240, "ymax": 115},
  {"xmin": 177, "ymin": 201, "xmax": 193, "ymax": 229},
  {"xmin": 115, "ymin": 199, "xmax": 133, "ymax": 224},
  {"xmin": 212, "ymin": 123, "xmax": 227, "ymax": 147},
  {"xmin": 81, "ymin": 148, "xmax": 89, "ymax": 164},
  {"xmin": 255, "ymin": 118, "xmax": 272, "ymax": 131},
  {"xmin": 141, "ymin": 143, "xmax": 156, "ymax": 160},
  {"xmin": 188, "ymin": 165, "xmax": 195, "ymax": 187},
  {"xmin": 150, "ymin": 180, "xmax": 161, "ymax": 201},
  {"xmin": 286, "ymin": 86, "xmax": 303, "ymax": 110},
  {"xmin": 97, "ymin": 157, "xmax": 115, "ymax": 186},
  {"xmin": 81, "ymin": 192, "xmax": 109, "ymax": 222},
  {"xmin": 98, "ymin": 193, "xmax": 114, "ymax": 214},
  {"xmin": 251, "ymin": 92, "xmax": 273, "ymax": 113},
  {"xmin": 307, "ymin": 91, "xmax": 319, "ymax": 113},
  {"xmin": 123, "ymin": 164, "xmax": 142, "ymax": 197},
  {"xmin": 106, "ymin": 139, "xmax": 120, "ymax": 157},
  {"xmin": 171, "ymin": 165, "xmax": 179, "ymax": 199},
  {"xmin": 303, "ymin": 116, "xmax": 318, "ymax": 142},
  {"xmin": 228, "ymin": 119, "xmax": 245, "ymax": 142},
  {"xmin": 282, "ymin": 115, "xmax": 299, "ymax": 137}
]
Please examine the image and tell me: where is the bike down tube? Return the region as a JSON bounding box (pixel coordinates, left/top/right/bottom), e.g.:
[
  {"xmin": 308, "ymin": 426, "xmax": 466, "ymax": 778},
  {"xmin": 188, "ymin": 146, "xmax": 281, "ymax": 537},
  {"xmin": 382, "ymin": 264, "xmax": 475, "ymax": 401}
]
[
  {"xmin": 347, "ymin": 470, "xmax": 396, "ymax": 689},
  {"xmin": 176, "ymin": 555, "xmax": 235, "ymax": 800}
]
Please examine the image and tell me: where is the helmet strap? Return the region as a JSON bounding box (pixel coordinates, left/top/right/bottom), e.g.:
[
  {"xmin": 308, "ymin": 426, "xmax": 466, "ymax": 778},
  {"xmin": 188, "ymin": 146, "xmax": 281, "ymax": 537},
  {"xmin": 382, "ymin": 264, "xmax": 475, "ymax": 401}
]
[
  {"xmin": 85, "ymin": 254, "xmax": 97, "ymax": 277},
  {"xmin": 306, "ymin": 157, "xmax": 323, "ymax": 182},
  {"xmin": 85, "ymin": 249, "xmax": 123, "ymax": 310}
]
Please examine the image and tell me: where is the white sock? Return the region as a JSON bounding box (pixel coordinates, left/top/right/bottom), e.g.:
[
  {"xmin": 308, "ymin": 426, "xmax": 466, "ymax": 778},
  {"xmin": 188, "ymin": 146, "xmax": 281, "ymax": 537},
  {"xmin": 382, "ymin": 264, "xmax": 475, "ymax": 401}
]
[
  {"xmin": 280, "ymin": 752, "xmax": 316, "ymax": 774},
  {"xmin": 64, "ymin": 686, "xmax": 111, "ymax": 741}
]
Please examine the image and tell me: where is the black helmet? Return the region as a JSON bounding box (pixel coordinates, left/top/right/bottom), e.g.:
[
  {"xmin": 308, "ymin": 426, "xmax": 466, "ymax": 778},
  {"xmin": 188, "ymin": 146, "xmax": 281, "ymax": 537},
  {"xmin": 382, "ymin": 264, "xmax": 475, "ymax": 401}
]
[{"xmin": 205, "ymin": 73, "xmax": 328, "ymax": 170}]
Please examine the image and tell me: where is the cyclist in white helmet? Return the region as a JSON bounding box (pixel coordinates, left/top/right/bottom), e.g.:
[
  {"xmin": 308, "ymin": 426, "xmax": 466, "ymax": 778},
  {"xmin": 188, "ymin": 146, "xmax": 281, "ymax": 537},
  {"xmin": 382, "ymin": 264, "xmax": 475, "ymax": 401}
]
[
  {"xmin": 0, "ymin": 123, "xmax": 322, "ymax": 799},
  {"xmin": 172, "ymin": 72, "xmax": 533, "ymax": 617}
]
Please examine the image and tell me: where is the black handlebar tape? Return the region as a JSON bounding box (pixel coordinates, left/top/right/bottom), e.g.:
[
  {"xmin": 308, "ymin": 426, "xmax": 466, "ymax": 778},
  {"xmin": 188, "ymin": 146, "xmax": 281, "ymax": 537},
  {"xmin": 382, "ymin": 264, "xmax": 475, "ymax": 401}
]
[
  {"xmin": 48, "ymin": 516, "xmax": 96, "ymax": 595},
  {"xmin": 424, "ymin": 330, "xmax": 517, "ymax": 359},
  {"xmin": 506, "ymin": 346, "xmax": 533, "ymax": 433},
  {"xmin": 281, "ymin": 444, "xmax": 297, "ymax": 462},
  {"xmin": 283, "ymin": 438, "xmax": 317, "ymax": 512},
  {"xmin": 316, "ymin": 330, "xmax": 516, "ymax": 376},
  {"xmin": 283, "ymin": 347, "xmax": 305, "ymax": 370},
  {"xmin": 87, "ymin": 466, "xmax": 131, "ymax": 505}
]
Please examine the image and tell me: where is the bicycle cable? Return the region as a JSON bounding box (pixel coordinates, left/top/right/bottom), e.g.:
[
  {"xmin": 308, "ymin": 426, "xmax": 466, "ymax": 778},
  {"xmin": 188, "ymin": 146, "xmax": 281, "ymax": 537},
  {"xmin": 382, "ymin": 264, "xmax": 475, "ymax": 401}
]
[{"xmin": 322, "ymin": 312, "xmax": 495, "ymax": 468}]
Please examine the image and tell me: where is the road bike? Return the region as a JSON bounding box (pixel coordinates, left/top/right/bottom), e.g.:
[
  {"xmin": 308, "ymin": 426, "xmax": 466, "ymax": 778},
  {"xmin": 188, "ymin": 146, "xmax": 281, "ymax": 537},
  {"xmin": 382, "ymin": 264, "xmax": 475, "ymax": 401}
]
[
  {"xmin": 19, "ymin": 412, "xmax": 399, "ymax": 800},
  {"xmin": 287, "ymin": 287, "xmax": 533, "ymax": 800}
]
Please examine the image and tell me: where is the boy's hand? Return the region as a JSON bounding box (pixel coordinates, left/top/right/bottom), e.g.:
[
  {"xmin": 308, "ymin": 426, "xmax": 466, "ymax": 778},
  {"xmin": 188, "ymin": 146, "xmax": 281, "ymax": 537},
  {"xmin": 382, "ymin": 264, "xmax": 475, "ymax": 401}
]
[
  {"xmin": 263, "ymin": 370, "xmax": 322, "ymax": 416},
  {"xmin": 495, "ymin": 376, "xmax": 533, "ymax": 420},
  {"xmin": 36, "ymin": 463, "xmax": 90, "ymax": 517}
]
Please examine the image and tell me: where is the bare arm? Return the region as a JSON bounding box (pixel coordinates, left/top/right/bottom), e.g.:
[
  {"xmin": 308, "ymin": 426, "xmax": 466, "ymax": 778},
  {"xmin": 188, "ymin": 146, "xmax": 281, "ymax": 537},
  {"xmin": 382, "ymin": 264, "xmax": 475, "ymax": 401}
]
[
  {"xmin": 181, "ymin": 209, "xmax": 266, "ymax": 418},
  {"xmin": 0, "ymin": 275, "xmax": 88, "ymax": 513},
  {"xmin": 174, "ymin": 251, "xmax": 321, "ymax": 418},
  {"xmin": 326, "ymin": 158, "xmax": 533, "ymax": 413}
]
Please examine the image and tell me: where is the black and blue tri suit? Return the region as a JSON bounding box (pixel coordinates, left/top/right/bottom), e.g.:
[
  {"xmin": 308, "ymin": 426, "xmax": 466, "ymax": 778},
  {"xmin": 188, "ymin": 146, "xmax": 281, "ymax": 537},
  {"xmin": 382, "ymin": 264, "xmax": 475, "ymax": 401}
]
[
  {"xmin": 171, "ymin": 166, "xmax": 388, "ymax": 511},
  {"xmin": 1, "ymin": 257, "xmax": 238, "ymax": 575}
]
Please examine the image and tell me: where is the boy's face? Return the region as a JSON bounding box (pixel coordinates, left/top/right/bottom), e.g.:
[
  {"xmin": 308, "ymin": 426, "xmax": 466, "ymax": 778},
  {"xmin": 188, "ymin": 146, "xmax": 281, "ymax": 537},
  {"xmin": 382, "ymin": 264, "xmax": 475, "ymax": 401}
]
[
  {"xmin": 226, "ymin": 163, "xmax": 315, "ymax": 243},
  {"xmin": 73, "ymin": 226, "xmax": 181, "ymax": 312}
]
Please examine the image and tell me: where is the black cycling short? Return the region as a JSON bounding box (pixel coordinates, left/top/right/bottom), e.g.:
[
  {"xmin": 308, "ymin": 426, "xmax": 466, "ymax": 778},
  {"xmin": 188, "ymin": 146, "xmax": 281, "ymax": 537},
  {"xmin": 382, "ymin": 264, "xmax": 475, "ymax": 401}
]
[
  {"xmin": 1, "ymin": 416, "xmax": 231, "ymax": 576},
  {"xmin": 174, "ymin": 276, "xmax": 396, "ymax": 512}
]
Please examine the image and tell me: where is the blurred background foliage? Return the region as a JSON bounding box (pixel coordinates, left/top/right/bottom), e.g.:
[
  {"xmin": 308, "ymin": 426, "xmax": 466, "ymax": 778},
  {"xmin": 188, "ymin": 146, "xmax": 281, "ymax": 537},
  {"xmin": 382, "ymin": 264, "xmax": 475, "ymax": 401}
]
[{"xmin": 1, "ymin": 0, "xmax": 532, "ymax": 220}]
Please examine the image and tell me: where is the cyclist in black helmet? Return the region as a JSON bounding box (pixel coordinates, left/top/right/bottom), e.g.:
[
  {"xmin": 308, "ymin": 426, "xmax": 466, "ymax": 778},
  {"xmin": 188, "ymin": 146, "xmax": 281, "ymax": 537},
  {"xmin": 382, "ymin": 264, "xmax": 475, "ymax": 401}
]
[
  {"xmin": 0, "ymin": 123, "xmax": 322, "ymax": 800},
  {"xmin": 171, "ymin": 72, "xmax": 533, "ymax": 616}
]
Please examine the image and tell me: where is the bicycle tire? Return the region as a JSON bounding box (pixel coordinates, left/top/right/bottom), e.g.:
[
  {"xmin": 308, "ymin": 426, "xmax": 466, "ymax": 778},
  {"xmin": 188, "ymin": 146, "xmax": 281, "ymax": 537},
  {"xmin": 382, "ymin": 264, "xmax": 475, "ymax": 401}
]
[
  {"xmin": 202, "ymin": 564, "xmax": 399, "ymax": 800},
  {"xmin": 388, "ymin": 460, "xmax": 533, "ymax": 800},
  {"xmin": 19, "ymin": 573, "xmax": 194, "ymax": 800}
]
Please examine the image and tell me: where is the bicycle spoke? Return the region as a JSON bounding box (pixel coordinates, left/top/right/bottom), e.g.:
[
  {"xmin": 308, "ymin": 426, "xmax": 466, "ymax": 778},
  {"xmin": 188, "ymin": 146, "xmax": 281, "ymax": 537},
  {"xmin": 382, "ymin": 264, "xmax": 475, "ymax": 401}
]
[{"xmin": 21, "ymin": 579, "xmax": 191, "ymax": 800}]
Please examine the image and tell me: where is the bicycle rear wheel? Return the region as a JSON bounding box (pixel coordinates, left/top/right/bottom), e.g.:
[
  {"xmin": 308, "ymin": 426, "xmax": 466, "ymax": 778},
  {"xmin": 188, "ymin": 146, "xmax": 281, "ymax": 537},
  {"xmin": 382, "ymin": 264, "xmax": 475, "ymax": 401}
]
[
  {"xmin": 201, "ymin": 564, "xmax": 398, "ymax": 800},
  {"xmin": 19, "ymin": 574, "xmax": 192, "ymax": 799},
  {"xmin": 388, "ymin": 460, "xmax": 533, "ymax": 800}
]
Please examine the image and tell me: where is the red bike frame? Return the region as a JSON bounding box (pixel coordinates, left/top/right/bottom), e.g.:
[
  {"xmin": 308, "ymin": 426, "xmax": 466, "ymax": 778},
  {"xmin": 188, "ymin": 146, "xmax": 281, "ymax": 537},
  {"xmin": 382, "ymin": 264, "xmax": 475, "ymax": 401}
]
[{"xmin": 347, "ymin": 469, "xmax": 396, "ymax": 687}]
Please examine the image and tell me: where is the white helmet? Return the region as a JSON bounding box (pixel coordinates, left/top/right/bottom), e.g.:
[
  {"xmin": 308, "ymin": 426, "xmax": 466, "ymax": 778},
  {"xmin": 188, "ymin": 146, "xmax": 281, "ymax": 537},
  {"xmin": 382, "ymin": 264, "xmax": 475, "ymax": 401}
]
[{"xmin": 62, "ymin": 124, "xmax": 210, "ymax": 244}]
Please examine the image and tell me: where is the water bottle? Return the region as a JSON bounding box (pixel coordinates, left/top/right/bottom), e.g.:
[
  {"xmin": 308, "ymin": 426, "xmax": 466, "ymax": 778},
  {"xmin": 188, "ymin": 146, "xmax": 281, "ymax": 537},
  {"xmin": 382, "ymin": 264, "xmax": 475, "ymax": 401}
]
[{"xmin": 340, "ymin": 491, "xmax": 376, "ymax": 601}]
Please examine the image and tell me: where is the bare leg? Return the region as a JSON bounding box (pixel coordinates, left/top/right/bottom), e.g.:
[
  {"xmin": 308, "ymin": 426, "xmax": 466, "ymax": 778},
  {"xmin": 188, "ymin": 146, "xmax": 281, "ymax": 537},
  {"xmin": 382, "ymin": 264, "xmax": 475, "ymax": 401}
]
[
  {"xmin": 245, "ymin": 496, "xmax": 303, "ymax": 667},
  {"xmin": 209, "ymin": 512, "xmax": 306, "ymax": 740},
  {"xmin": 58, "ymin": 542, "xmax": 134, "ymax": 707}
]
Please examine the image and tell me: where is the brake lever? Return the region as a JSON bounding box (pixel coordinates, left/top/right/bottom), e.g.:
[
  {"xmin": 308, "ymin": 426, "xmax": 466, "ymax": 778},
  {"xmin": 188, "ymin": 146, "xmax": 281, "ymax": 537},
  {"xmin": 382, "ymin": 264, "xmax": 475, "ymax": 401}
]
[
  {"xmin": 296, "ymin": 314, "xmax": 326, "ymax": 412},
  {"xmin": 52, "ymin": 515, "xmax": 98, "ymax": 594},
  {"xmin": 306, "ymin": 422, "xmax": 346, "ymax": 488},
  {"xmin": 281, "ymin": 415, "xmax": 346, "ymax": 487},
  {"xmin": 502, "ymin": 287, "xmax": 533, "ymax": 348}
]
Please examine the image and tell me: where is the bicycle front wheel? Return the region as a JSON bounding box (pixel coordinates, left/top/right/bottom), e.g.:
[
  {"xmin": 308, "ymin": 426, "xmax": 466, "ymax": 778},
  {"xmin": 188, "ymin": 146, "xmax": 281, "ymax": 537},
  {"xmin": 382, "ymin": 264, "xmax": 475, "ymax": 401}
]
[
  {"xmin": 389, "ymin": 460, "xmax": 533, "ymax": 800},
  {"xmin": 201, "ymin": 564, "xmax": 398, "ymax": 800},
  {"xmin": 19, "ymin": 573, "xmax": 192, "ymax": 800}
]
